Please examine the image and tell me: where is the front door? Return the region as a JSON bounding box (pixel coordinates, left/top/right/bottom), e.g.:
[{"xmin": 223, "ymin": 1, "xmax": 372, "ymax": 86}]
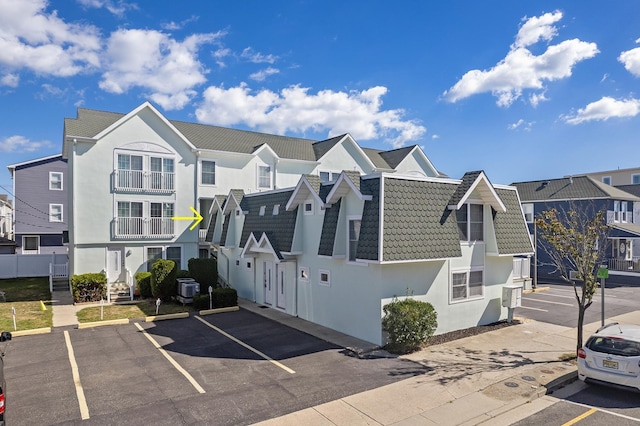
[
  {"xmin": 107, "ymin": 247, "xmax": 123, "ymax": 283},
  {"xmin": 264, "ymin": 261, "xmax": 274, "ymax": 305},
  {"xmin": 276, "ymin": 265, "xmax": 286, "ymax": 309}
]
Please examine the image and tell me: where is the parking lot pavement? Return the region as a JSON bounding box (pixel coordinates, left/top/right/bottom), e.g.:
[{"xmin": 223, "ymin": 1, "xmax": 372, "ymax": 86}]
[{"xmin": 5, "ymin": 310, "xmax": 427, "ymax": 426}]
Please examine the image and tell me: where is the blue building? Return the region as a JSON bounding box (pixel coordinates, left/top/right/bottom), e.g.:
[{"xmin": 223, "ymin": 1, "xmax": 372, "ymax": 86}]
[{"xmin": 513, "ymin": 176, "xmax": 640, "ymax": 286}]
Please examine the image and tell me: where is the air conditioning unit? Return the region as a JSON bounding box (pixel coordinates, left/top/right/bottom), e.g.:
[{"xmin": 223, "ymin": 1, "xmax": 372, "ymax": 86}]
[{"xmin": 176, "ymin": 278, "xmax": 200, "ymax": 304}]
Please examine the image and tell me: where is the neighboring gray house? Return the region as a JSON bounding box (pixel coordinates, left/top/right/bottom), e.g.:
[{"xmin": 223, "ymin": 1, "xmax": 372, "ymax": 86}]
[
  {"xmin": 0, "ymin": 194, "xmax": 12, "ymax": 239},
  {"xmin": 7, "ymin": 155, "xmax": 68, "ymax": 254}
]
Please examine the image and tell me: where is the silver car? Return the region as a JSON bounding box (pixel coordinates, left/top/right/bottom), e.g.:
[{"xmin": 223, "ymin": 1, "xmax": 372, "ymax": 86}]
[{"xmin": 578, "ymin": 322, "xmax": 640, "ymax": 391}]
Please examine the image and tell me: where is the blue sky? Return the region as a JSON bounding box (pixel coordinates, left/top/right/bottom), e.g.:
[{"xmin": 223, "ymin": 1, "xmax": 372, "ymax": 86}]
[{"xmin": 1, "ymin": 0, "xmax": 640, "ymax": 196}]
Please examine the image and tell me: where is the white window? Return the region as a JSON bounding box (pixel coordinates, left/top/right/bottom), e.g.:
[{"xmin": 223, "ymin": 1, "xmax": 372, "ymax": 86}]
[
  {"xmin": 614, "ymin": 200, "xmax": 621, "ymax": 223},
  {"xmin": 633, "ymin": 174, "xmax": 640, "ymax": 184},
  {"xmin": 522, "ymin": 203, "xmax": 534, "ymax": 223},
  {"xmin": 304, "ymin": 201, "xmax": 314, "ymax": 215},
  {"xmin": 451, "ymin": 269, "xmax": 484, "ymax": 302},
  {"xmin": 49, "ymin": 204, "xmax": 63, "ymax": 222},
  {"xmin": 348, "ymin": 218, "xmax": 361, "ymax": 261},
  {"xmin": 150, "ymin": 157, "xmax": 174, "ymax": 190},
  {"xmin": 319, "ymin": 269, "xmax": 331, "ymax": 286},
  {"xmin": 621, "ymin": 201, "xmax": 628, "ymax": 223},
  {"xmin": 457, "ymin": 204, "xmax": 483, "ymax": 242},
  {"xmin": 258, "ymin": 165, "xmax": 271, "ymax": 189},
  {"xmin": 272, "ymin": 204, "xmax": 280, "ymax": 215},
  {"xmin": 259, "ymin": 206, "xmax": 266, "ymax": 216},
  {"xmin": 319, "ymin": 171, "xmax": 339, "ymax": 182},
  {"xmin": 150, "ymin": 203, "xmax": 174, "ymax": 235},
  {"xmin": 22, "ymin": 235, "xmax": 39, "ymax": 253},
  {"xmin": 299, "ymin": 266, "xmax": 309, "ymax": 281},
  {"xmin": 49, "ymin": 172, "xmax": 63, "ymax": 190},
  {"xmin": 602, "ymin": 176, "xmax": 611, "ymax": 185},
  {"xmin": 117, "ymin": 153, "xmax": 144, "ymax": 189},
  {"xmin": 146, "ymin": 246, "xmax": 182, "ymax": 271},
  {"xmin": 201, "ymin": 160, "xmax": 216, "ymax": 185}
]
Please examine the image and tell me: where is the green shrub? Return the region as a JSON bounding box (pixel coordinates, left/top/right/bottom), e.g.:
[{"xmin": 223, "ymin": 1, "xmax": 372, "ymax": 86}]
[
  {"xmin": 188, "ymin": 258, "xmax": 218, "ymax": 290},
  {"xmin": 176, "ymin": 269, "xmax": 191, "ymax": 279},
  {"xmin": 134, "ymin": 272, "xmax": 152, "ymax": 298},
  {"xmin": 193, "ymin": 294, "xmax": 210, "ymax": 310},
  {"xmin": 151, "ymin": 259, "xmax": 177, "ymax": 301},
  {"xmin": 382, "ymin": 298, "xmax": 437, "ymax": 354},
  {"xmin": 71, "ymin": 273, "xmax": 107, "ymax": 303},
  {"xmin": 213, "ymin": 287, "xmax": 237, "ymax": 308}
]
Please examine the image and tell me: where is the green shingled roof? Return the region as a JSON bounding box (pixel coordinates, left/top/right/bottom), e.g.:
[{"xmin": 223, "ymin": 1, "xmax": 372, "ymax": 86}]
[
  {"xmin": 493, "ymin": 188, "xmax": 535, "ymax": 255},
  {"xmin": 512, "ymin": 176, "xmax": 640, "ymax": 202}
]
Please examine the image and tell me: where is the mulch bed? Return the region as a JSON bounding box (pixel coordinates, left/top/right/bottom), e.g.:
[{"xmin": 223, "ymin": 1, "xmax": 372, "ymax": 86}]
[{"xmin": 425, "ymin": 319, "xmax": 522, "ymax": 347}]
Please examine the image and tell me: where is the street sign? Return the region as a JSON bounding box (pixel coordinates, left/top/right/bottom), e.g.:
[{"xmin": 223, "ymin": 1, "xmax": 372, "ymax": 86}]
[{"xmin": 597, "ymin": 267, "xmax": 609, "ymax": 279}]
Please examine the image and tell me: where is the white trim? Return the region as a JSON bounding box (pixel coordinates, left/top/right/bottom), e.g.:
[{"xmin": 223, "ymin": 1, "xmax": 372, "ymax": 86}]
[
  {"xmin": 318, "ymin": 269, "xmax": 331, "ymax": 287},
  {"xmin": 22, "ymin": 235, "xmax": 40, "ymax": 254},
  {"xmin": 325, "ymin": 172, "xmax": 371, "ymax": 205},
  {"xmin": 49, "ymin": 203, "xmax": 63, "ymax": 222},
  {"xmin": 7, "ymin": 154, "xmax": 63, "ymax": 176},
  {"xmin": 199, "ymin": 159, "xmax": 217, "ymax": 186},
  {"xmin": 450, "ymin": 266, "xmax": 484, "ymax": 304},
  {"xmin": 285, "ymin": 175, "xmax": 325, "ymax": 211},
  {"xmin": 346, "ymin": 215, "xmax": 362, "ymax": 263},
  {"xmin": 257, "ymin": 164, "xmax": 272, "ymax": 190},
  {"xmin": 49, "ymin": 171, "xmax": 63, "ymax": 191},
  {"xmin": 303, "ymin": 200, "xmax": 314, "ymax": 215}
]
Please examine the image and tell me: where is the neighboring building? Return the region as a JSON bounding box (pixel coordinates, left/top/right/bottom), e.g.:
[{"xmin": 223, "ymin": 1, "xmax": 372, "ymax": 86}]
[
  {"xmin": 216, "ymin": 170, "xmax": 533, "ymax": 345},
  {"xmin": 62, "ymin": 102, "xmax": 444, "ymax": 299},
  {"xmin": 0, "ymin": 236, "xmax": 16, "ymax": 254},
  {"xmin": 7, "ymin": 155, "xmax": 68, "ymax": 255},
  {"xmin": 0, "ymin": 194, "xmax": 12, "ymax": 239},
  {"xmin": 576, "ymin": 166, "xmax": 640, "ymax": 187},
  {"xmin": 513, "ymin": 176, "xmax": 640, "ymax": 285}
]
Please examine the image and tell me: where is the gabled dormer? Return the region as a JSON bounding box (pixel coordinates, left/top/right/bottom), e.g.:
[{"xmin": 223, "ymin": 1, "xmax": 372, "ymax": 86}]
[
  {"xmin": 205, "ymin": 195, "xmax": 227, "ymax": 244},
  {"xmin": 219, "ymin": 189, "xmax": 244, "ymax": 248}
]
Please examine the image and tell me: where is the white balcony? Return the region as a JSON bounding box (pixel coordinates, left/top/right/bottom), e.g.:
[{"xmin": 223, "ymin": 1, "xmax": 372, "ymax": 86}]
[
  {"xmin": 607, "ymin": 210, "xmax": 632, "ymax": 225},
  {"xmin": 113, "ymin": 217, "xmax": 174, "ymax": 239},
  {"xmin": 114, "ymin": 170, "xmax": 175, "ymax": 193},
  {"xmin": 513, "ymin": 257, "xmax": 531, "ymax": 279}
]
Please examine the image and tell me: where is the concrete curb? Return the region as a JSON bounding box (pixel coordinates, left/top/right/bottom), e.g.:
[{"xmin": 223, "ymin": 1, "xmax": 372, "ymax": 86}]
[
  {"xmin": 544, "ymin": 370, "xmax": 578, "ymax": 394},
  {"xmin": 12, "ymin": 327, "xmax": 52, "ymax": 337},
  {"xmin": 199, "ymin": 306, "xmax": 239, "ymax": 316},
  {"xmin": 78, "ymin": 318, "xmax": 130, "ymax": 329},
  {"xmin": 145, "ymin": 312, "xmax": 190, "ymax": 322}
]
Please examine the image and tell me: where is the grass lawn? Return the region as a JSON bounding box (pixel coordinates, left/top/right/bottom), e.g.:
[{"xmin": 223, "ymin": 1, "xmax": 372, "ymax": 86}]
[
  {"xmin": 76, "ymin": 298, "xmax": 192, "ymax": 322},
  {"xmin": 0, "ymin": 277, "xmax": 53, "ymax": 331}
]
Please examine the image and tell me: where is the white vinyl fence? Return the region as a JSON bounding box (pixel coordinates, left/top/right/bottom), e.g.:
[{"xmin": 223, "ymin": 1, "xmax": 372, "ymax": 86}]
[{"xmin": 0, "ymin": 253, "xmax": 68, "ymax": 279}]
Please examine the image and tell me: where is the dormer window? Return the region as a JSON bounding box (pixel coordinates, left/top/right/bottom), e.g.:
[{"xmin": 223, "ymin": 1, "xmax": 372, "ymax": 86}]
[
  {"xmin": 259, "ymin": 206, "xmax": 266, "ymax": 216},
  {"xmin": 273, "ymin": 204, "xmax": 280, "ymax": 215},
  {"xmin": 457, "ymin": 204, "xmax": 483, "ymax": 242}
]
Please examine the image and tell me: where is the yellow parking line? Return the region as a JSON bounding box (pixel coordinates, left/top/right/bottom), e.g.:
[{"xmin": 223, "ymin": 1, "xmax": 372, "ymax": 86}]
[
  {"xmin": 64, "ymin": 331, "xmax": 90, "ymax": 420},
  {"xmin": 562, "ymin": 408, "xmax": 597, "ymax": 426},
  {"xmin": 134, "ymin": 323, "xmax": 206, "ymax": 393},
  {"xmin": 195, "ymin": 316, "xmax": 296, "ymax": 374}
]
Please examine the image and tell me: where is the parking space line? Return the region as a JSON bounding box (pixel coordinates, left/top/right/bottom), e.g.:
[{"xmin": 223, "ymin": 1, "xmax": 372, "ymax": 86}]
[
  {"xmin": 134, "ymin": 322, "xmax": 206, "ymax": 393},
  {"xmin": 562, "ymin": 407, "xmax": 597, "ymax": 426},
  {"xmin": 64, "ymin": 330, "xmax": 90, "ymax": 420},
  {"xmin": 518, "ymin": 306, "xmax": 548, "ymax": 312},
  {"xmin": 195, "ymin": 315, "xmax": 296, "ymax": 374},
  {"xmin": 522, "ymin": 297, "xmax": 573, "ymax": 307},
  {"xmin": 562, "ymin": 399, "xmax": 640, "ymax": 422}
]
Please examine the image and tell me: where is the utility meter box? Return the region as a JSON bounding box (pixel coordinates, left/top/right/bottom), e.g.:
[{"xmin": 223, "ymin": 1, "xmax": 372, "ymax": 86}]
[{"xmin": 502, "ymin": 285, "xmax": 523, "ymax": 308}]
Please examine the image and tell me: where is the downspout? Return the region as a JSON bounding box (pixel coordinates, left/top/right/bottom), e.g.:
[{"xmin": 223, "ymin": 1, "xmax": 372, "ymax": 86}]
[
  {"xmin": 72, "ymin": 138, "xmax": 78, "ymax": 276},
  {"xmin": 195, "ymin": 150, "xmax": 201, "ymax": 246}
]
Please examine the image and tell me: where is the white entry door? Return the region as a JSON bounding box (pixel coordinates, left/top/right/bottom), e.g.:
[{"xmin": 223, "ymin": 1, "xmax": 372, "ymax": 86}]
[
  {"xmin": 264, "ymin": 261, "xmax": 274, "ymax": 305},
  {"xmin": 276, "ymin": 265, "xmax": 286, "ymax": 309},
  {"xmin": 107, "ymin": 247, "xmax": 123, "ymax": 283}
]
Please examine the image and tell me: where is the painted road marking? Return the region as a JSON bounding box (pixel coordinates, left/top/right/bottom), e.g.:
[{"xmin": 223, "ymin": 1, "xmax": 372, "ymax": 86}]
[
  {"xmin": 561, "ymin": 407, "xmax": 597, "ymax": 426},
  {"xmin": 562, "ymin": 399, "xmax": 640, "ymax": 423},
  {"xmin": 134, "ymin": 322, "xmax": 206, "ymax": 393},
  {"xmin": 517, "ymin": 306, "xmax": 548, "ymax": 312},
  {"xmin": 522, "ymin": 297, "xmax": 573, "ymax": 307},
  {"xmin": 64, "ymin": 330, "xmax": 90, "ymax": 420},
  {"xmin": 195, "ymin": 315, "xmax": 296, "ymax": 374}
]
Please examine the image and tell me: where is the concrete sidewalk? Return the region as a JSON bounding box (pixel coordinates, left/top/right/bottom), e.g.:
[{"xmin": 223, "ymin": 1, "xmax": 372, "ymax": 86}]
[{"xmin": 244, "ymin": 301, "xmax": 640, "ymax": 426}]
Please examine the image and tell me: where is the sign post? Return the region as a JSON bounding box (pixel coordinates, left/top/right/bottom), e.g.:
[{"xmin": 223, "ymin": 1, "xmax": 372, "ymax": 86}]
[
  {"xmin": 11, "ymin": 306, "xmax": 16, "ymax": 331},
  {"xmin": 156, "ymin": 298, "xmax": 161, "ymax": 315},
  {"xmin": 100, "ymin": 298, "xmax": 104, "ymax": 320},
  {"xmin": 208, "ymin": 286, "xmax": 213, "ymax": 310},
  {"xmin": 597, "ymin": 266, "xmax": 609, "ymax": 326}
]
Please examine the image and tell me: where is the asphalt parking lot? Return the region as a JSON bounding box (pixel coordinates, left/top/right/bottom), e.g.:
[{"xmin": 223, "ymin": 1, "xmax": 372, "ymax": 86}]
[{"xmin": 4, "ymin": 309, "xmax": 426, "ymax": 425}]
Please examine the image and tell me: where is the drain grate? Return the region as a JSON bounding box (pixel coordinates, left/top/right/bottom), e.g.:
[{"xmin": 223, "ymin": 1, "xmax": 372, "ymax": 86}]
[
  {"xmin": 540, "ymin": 369, "xmax": 555, "ymax": 374},
  {"xmin": 522, "ymin": 376, "xmax": 536, "ymax": 382},
  {"xmin": 505, "ymin": 382, "xmax": 520, "ymax": 388}
]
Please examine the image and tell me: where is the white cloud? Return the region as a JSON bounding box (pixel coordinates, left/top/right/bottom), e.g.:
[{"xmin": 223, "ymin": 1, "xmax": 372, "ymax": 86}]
[
  {"xmin": 0, "ymin": 135, "xmax": 54, "ymax": 153},
  {"xmin": 213, "ymin": 48, "xmax": 231, "ymax": 68},
  {"xmin": 618, "ymin": 43, "xmax": 640, "ymax": 77},
  {"xmin": 196, "ymin": 83, "xmax": 426, "ymax": 148},
  {"xmin": 431, "ymin": 134, "xmax": 440, "ymax": 140},
  {"xmin": 508, "ymin": 119, "xmax": 534, "ymax": 131},
  {"xmin": 0, "ymin": 0, "xmax": 102, "ymax": 78},
  {"xmin": 99, "ymin": 29, "xmax": 222, "ymax": 110},
  {"xmin": 443, "ymin": 11, "xmax": 598, "ymax": 107},
  {"xmin": 160, "ymin": 15, "xmax": 199, "ymax": 31},
  {"xmin": 563, "ymin": 96, "xmax": 640, "ymax": 124},
  {"xmin": 0, "ymin": 73, "xmax": 19, "ymax": 87},
  {"xmin": 241, "ymin": 47, "xmax": 277, "ymax": 64},
  {"xmin": 529, "ymin": 91, "xmax": 548, "ymax": 108},
  {"xmin": 76, "ymin": 0, "xmax": 137, "ymax": 17},
  {"xmin": 249, "ymin": 67, "xmax": 279, "ymax": 82}
]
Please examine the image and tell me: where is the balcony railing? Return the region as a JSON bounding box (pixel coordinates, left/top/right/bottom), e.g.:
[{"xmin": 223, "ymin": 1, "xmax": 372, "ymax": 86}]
[
  {"xmin": 199, "ymin": 229, "xmax": 207, "ymax": 242},
  {"xmin": 113, "ymin": 217, "xmax": 174, "ymax": 239},
  {"xmin": 114, "ymin": 170, "xmax": 175, "ymax": 193},
  {"xmin": 608, "ymin": 257, "xmax": 640, "ymax": 273},
  {"xmin": 607, "ymin": 210, "xmax": 632, "ymax": 225},
  {"xmin": 513, "ymin": 257, "xmax": 531, "ymax": 279}
]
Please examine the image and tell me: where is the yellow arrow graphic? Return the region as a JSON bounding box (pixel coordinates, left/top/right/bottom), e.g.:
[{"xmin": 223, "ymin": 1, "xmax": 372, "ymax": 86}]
[{"xmin": 172, "ymin": 206, "xmax": 203, "ymax": 231}]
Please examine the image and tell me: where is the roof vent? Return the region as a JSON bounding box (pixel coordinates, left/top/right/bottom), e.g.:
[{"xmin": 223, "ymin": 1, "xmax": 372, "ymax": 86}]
[{"xmin": 569, "ymin": 176, "xmax": 573, "ymax": 184}]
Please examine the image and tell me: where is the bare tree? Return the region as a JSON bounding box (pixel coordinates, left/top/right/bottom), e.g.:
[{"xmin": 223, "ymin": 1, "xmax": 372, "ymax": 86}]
[{"xmin": 535, "ymin": 203, "xmax": 610, "ymax": 351}]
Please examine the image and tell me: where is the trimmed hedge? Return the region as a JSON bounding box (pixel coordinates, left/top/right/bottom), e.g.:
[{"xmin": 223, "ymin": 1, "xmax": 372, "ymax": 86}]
[
  {"xmin": 193, "ymin": 288, "xmax": 238, "ymax": 310},
  {"xmin": 134, "ymin": 272, "xmax": 152, "ymax": 298},
  {"xmin": 382, "ymin": 298, "xmax": 438, "ymax": 354},
  {"xmin": 176, "ymin": 269, "xmax": 191, "ymax": 279},
  {"xmin": 188, "ymin": 258, "xmax": 217, "ymax": 289},
  {"xmin": 71, "ymin": 273, "xmax": 107, "ymax": 303},
  {"xmin": 151, "ymin": 259, "xmax": 177, "ymax": 301}
]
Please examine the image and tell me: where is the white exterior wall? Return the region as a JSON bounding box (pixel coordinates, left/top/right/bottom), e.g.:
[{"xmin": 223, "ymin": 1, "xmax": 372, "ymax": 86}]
[
  {"xmin": 312, "ymin": 141, "xmax": 370, "ymax": 176},
  {"xmin": 70, "ymin": 108, "xmax": 198, "ymax": 276},
  {"xmin": 394, "ymin": 151, "xmax": 437, "ymax": 177}
]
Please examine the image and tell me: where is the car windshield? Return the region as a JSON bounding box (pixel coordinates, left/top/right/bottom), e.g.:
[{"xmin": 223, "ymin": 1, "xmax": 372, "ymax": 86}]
[{"xmin": 586, "ymin": 336, "xmax": 640, "ymax": 357}]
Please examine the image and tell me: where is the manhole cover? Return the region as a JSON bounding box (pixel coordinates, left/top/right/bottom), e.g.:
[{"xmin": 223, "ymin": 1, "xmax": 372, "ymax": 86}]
[
  {"xmin": 541, "ymin": 369, "xmax": 555, "ymax": 374},
  {"xmin": 522, "ymin": 376, "xmax": 536, "ymax": 382},
  {"xmin": 505, "ymin": 382, "xmax": 520, "ymax": 388}
]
